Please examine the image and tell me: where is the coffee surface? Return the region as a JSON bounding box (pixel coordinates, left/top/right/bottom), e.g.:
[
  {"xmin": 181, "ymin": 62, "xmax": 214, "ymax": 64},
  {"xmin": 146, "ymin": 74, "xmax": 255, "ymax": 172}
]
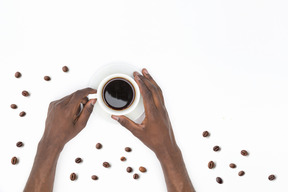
[{"xmin": 103, "ymin": 78, "xmax": 135, "ymax": 110}]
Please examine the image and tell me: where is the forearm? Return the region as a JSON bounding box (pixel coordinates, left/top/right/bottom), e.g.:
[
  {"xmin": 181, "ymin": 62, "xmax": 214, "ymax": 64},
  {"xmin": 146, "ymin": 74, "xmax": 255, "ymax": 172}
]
[
  {"xmin": 24, "ymin": 139, "xmax": 63, "ymax": 192},
  {"xmin": 156, "ymin": 146, "xmax": 195, "ymax": 192}
]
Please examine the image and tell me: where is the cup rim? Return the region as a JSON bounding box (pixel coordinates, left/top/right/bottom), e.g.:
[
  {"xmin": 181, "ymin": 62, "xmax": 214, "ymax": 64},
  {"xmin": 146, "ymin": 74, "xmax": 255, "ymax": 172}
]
[{"xmin": 97, "ymin": 73, "xmax": 140, "ymax": 115}]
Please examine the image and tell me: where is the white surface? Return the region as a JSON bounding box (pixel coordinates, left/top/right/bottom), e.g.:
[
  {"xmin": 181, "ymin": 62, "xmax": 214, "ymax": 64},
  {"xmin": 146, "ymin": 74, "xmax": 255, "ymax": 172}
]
[{"xmin": 0, "ymin": 0, "xmax": 288, "ymax": 192}]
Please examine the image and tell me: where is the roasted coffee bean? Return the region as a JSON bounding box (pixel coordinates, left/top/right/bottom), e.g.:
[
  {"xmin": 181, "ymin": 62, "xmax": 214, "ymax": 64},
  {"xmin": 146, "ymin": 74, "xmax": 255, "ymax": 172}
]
[
  {"xmin": 268, "ymin": 174, "xmax": 276, "ymax": 181},
  {"xmin": 96, "ymin": 143, "xmax": 102, "ymax": 149},
  {"xmin": 103, "ymin": 162, "xmax": 110, "ymax": 168},
  {"xmin": 133, "ymin": 173, "xmax": 139, "ymax": 179},
  {"xmin": 120, "ymin": 157, "xmax": 126, "ymax": 161},
  {"xmin": 16, "ymin": 141, "xmax": 24, "ymax": 147},
  {"xmin": 19, "ymin": 111, "xmax": 26, "ymax": 117},
  {"xmin": 22, "ymin": 90, "xmax": 29, "ymax": 97},
  {"xmin": 213, "ymin": 146, "xmax": 221, "ymax": 152},
  {"xmin": 125, "ymin": 147, "xmax": 132, "ymax": 152},
  {"xmin": 208, "ymin": 161, "xmax": 215, "ymax": 169},
  {"xmin": 10, "ymin": 104, "xmax": 17, "ymax": 109},
  {"xmin": 216, "ymin": 177, "xmax": 223, "ymax": 184},
  {"xmin": 75, "ymin": 157, "xmax": 82, "ymax": 163},
  {"xmin": 62, "ymin": 66, "xmax": 69, "ymax": 72},
  {"xmin": 139, "ymin": 166, "xmax": 147, "ymax": 173},
  {"xmin": 238, "ymin": 171, "xmax": 245, "ymax": 176},
  {"xmin": 241, "ymin": 150, "xmax": 249, "ymax": 156},
  {"xmin": 11, "ymin": 157, "xmax": 18, "ymax": 165},
  {"xmin": 202, "ymin": 131, "xmax": 210, "ymax": 137},
  {"xmin": 91, "ymin": 175, "xmax": 98, "ymax": 180},
  {"xmin": 15, "ymin": 72, "xmax": 22, "ymax": 78},
  {"xmin": 44, "ymin": 76, "xmax": 51, "ymax": 81},
  {"xmin": 229, "ymin": 163, "xmax": 236, "ymax": 169},
  {"xmin": 126, "ymin": 167, "xmax": 133, "ymax": 173},
  {"xmin": 70, "ymin": 173, "xmax": 77, "ymax": 181}
]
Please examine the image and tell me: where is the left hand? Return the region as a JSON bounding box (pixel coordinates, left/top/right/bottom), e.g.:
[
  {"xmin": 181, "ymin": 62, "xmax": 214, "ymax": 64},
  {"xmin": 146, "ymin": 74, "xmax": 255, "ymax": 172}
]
[{"xmin": 41, "ymin": 88, "xmax": 97, "ymax": 148}]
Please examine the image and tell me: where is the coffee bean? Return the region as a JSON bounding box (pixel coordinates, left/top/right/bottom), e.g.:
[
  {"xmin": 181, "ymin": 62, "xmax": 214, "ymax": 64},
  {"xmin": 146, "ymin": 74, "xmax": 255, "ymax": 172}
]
[
  {"xmin": 139, "ymin": 166, "xmax": 147, "ymax": 173},
  {"xmin": 213, "ymin": 146, "xmax": 221, "ymax": 152},
  {"xmin": 10, "ymin": 104, "xmax": 17, "ymax": 109},
  {"xmin": 268, "ymin": 174, "xmax": 276, "ymax": 181},
  {"xmin": 96, "ymin": 143, "xmax": 102, "ymax": 149},
  {"xmin": 19, "ymin": 111, "xmax": 26, "ymax": 117},
  {"xmin": 133, "ymin": 173, "xmax": 139, "ymax": 179},
  {"xmin": 75, "ymin": 157, "xmax": 82, "ymax": 164},
  {"xmin": 241, "ymin": 150, "xmax": 249, "ymax": 156},
  {"xmin": 125, "ymin": 147, "xmax": 132, "ymax": 152},
  {"xmin": 216, "ymin": 177, "xmax": 223, "ymax": 184},
  {"xmin": 229, "ymin": 163, "xmax": 236, "ymax": 169},
  {"xmin": 70, "ymin": 173, "xmax": 77, "ymax": 181},
  {"xmin": 238, "ymin": 171, "xmax": 245, "ymax": 176},
  {"xmin": 120, "ymin": 157, "xmax": 126, "ymax": 161},
  {"xmin": 91, "ymin": 175, "xmax": 98, "ymax": 180},
  {"xmin": 11, "ymin": 157, "xmax": 18, "ymax": 165},
  {"xmin": 126, "ymin": 167, "xmax": 133, "ymax": 173},
  {"xmin": 44, "ymin": 76, "xmax": 51, "ymax": 81},
  {"xmin": 208, "ymin": 161, "xmax": 215, "ymax": 169},
  {"xmin": 16, "ymin": 141, "xmax": 24, "ymax": 147},
  {"xmin": 103, "ymin": 162, "xmax": 110, "ymax": 168},
  {"xmin": 62, "ymin": 66, "xmax": 69, "ymax": 72},
  {"xmin": 15, "ymin": 72, "xmax": 22, "ymax": 78},
  {"xmin": 22, "ymin": 90, "xmax": 29, "ymax": 97},
  {"xmin": 202, "ymin": 131, "xmax": 210, "ymax": 137}
]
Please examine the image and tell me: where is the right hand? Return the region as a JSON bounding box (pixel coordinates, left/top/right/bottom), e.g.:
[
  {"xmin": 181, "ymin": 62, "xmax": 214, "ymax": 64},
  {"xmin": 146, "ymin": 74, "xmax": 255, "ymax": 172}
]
[{"xmin": 112, "ymin": 68, "xmax": 179, "ymax": 156}]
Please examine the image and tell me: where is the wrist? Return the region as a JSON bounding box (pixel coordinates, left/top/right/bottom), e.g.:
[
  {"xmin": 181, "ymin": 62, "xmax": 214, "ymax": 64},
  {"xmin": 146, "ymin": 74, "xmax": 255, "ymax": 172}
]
[
  {"xmin": 155, "ymin": 144, "xmax": 182, "ymax": 162},
  {"xmin": 38, "ymin": 137, "xmax": 64, "ymax": 155}
]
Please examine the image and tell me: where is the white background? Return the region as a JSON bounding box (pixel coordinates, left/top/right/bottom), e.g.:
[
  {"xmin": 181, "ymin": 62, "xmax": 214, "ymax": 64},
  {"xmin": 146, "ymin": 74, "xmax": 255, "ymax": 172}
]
[{"xmin": 0, "ymin": 0, "xmax": 288, "ymax": 191}]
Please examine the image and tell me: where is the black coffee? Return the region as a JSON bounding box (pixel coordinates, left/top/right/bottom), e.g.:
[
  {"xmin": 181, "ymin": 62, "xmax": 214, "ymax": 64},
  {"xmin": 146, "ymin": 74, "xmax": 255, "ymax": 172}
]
[{"xmin": 102, "ymin": 77, "xmax": 135, "ymax": 110}]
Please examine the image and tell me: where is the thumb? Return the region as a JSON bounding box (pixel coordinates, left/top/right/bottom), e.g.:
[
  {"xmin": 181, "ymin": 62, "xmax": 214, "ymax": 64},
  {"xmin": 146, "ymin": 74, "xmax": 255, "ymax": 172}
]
[
  {"xmin": 77, "ymin": 99, "xmax": 97, "ymax": 129},
  {"xmin": 111, "ymin": 115, "xmax": 141, "ymax": 134}
]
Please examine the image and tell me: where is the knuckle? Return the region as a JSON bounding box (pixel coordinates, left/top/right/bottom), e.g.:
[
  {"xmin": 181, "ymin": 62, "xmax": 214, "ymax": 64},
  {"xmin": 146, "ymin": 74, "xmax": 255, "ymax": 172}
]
[
  {"xmin": 144, "ymin": 90, "xmax": 153, "ymax": 99},
  {"xmin": 119, "ymin": 118, "xmax": 128, "ymax": 127},
  {"xmin": 85, "ymin": 106, "xmax": 93, "ymax": 114}
]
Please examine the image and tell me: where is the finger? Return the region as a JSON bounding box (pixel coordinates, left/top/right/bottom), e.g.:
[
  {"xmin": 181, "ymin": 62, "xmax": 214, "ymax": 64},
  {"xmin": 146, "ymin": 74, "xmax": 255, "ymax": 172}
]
[
  {"xmin": 137, "ymin": 71, "xmax": 163, "ymax": 108},
  {"xmin": 81, "ymin": 97, "xmax": 89, "ymax": 105},
  {"xmin": 111, "ymin": 115, "xmax": 142, "ymax": 135},
  {"xmin": 69, "ymin": 88, "xmax": 97, "ymax": 112},
  {"xmin": 133, "ymin": 72, "xmax": 157, "ymax": 114},
  {"xmin": 142, "ymin": 68, "xmax": 164, "ymax": 104},
  {"xmin": 76, "ymin": 99, "xmax": 97, "ymax": 130}
]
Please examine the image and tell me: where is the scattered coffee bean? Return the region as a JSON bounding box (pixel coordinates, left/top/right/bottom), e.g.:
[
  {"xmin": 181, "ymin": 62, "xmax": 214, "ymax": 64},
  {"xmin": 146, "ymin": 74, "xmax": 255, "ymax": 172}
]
[
  {"xmin": 19, "ymin": 111, "xmax": 26, "ymax": 117},
  {"xmin": 22, "ymin": 90, "xmax": 29, "ymax": 97},
  {"xmin": 62, "ymin": 66, "xmax": 69, "ymax": 72},
  {"xmin": 10, "ymin": 104, "xmax": 17, "ymax": 109},
  {"xmin": 213, "ymin": 146, "xmax": 221, "ymax": 152},
  {"xmin": 75, "ymin": 157, "xmax": 82, "ymax": 164},
  {"xmin": 96, "ymin": 143, "xmax": 102, "ymax": 149},
  {"xmin": 139, "ymin": 166, "xmax": 147, "ymax": 173},
  {"xmin": 208, "ymin": 161, "xmax": 215, "ymax": 169},
  {"xmin": 202, "ymin": 131, "xmax": 210, "ymax": 137},
  {"xmin": 103, "ymin": 162, "xmax": 110, "ymax": 168},
  {"xmin": 229, "ymin": 163, "xmax": 236, "ymax": 169},
  {"xmin": 268, "ymin": 174, "xmax": 276, "ymax": 181},
  {"xmin": 126, "ymin": 167, "xmax": 133, "ymax": 173},
  {"xmin": 11, "ymin": 157, "xmax": 18, "ymax": 165},
  {"xmin": 216, "ymin": 177, "xmax": 223, "ymax": 184},
  {"xmin": 15, "ymin": 71, "xmax": 22, "ymax": 78},
  {"xmin": 238, "ymin": 171, "xmax": 245, "ymax": 176},
  {"xmin": 241, "ymin": 150, "xmax": 249, "ymax": 156},
  {"xmin": 120, "ymin": 157, "xmax": 126, "ymax": 161},
  {"xmin": 16, "ymin": 141, "xmax": 24, "ymax": 147},
  {"xmin": 70, "ymin": 173, "xmax": 77, "ymax": 181},
  {"xmin": 125, "ymin": 147, "xmax": 132, "ymax": 152},
  {"xmin": 44, "ymin": 76, "xmax": 51, "ymax": 81},
  {"xmin": 91, "ymin": 175, "xmax": 98, "ymax": 180},
  {"xmin": 133, "ymin": 173, "xmax": 139, "ymax": 179}
]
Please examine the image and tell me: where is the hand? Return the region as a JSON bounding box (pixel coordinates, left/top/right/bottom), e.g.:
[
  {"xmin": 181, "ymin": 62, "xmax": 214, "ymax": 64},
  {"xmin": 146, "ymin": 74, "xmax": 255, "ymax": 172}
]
[
  {"xmin": 41, "ymin": 88, "xmax": 97, "ymax": 148},
  {"xmin": 112, "ymin": 69, "xmax": 178, "ymax": 156}
]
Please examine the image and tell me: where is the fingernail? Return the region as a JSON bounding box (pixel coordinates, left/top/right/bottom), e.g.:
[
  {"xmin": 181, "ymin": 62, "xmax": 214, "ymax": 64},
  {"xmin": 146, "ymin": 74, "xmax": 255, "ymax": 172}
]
[
  {"xmin": 143, "ymin": 68, "xmax": 149, "ymax": 75},
  {"xmin": 134, "ymin": 72, "xmax": 140, "ymax": 80},
  {"xmin": 111, "ymin": 115, "xmax": 120, "ymax": 121},
  {"xmin": 91, "ymin": 99, "xmax": 97, "ymax": 105}
]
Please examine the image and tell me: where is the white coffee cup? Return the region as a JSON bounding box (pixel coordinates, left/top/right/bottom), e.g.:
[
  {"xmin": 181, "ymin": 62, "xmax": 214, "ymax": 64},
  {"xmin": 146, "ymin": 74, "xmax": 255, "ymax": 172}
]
[{"xmin": 88, "ymin": 73, "xmax": 140, "ymax": 116}]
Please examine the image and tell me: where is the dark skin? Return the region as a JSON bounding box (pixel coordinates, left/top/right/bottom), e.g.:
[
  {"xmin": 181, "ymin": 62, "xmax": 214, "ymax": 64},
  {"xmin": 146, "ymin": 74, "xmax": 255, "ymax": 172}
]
[{"xmin": 24, "ymin": 69, "xmax": 195, "ymax": 192}]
